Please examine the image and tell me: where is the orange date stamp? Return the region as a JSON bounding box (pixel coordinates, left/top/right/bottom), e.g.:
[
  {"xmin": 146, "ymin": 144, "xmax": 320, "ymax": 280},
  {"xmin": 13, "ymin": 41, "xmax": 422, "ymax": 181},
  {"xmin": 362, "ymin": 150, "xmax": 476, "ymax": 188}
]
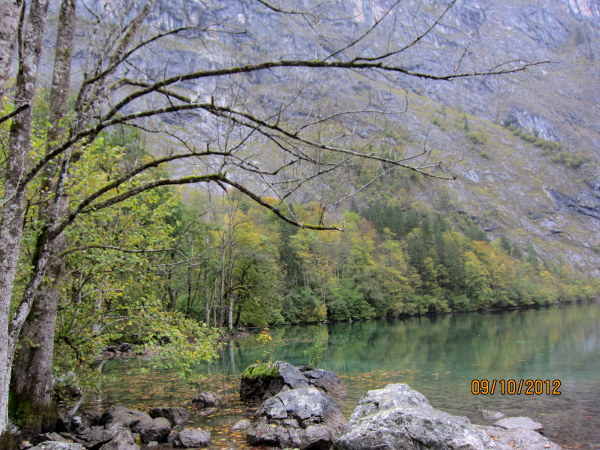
[{"xmin": 471, "ymin": 379, "xmax": 561, "ymax": 395}]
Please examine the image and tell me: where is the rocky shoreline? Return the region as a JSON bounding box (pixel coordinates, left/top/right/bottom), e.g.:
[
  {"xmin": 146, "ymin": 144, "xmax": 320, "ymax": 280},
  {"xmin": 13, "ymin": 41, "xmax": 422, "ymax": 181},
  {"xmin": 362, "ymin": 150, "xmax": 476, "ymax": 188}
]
[{"xmin": 20, "ymin": 361, "xmax": 561, "ymax": 449}]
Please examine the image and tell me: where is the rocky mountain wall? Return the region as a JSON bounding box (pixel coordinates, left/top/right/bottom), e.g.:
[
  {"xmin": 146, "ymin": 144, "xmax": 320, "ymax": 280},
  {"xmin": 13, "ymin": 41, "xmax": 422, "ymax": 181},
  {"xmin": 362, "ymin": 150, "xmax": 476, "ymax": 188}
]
[{"xmin": 40, "ymin": 0, "xmax": 600, "ymax": 274}]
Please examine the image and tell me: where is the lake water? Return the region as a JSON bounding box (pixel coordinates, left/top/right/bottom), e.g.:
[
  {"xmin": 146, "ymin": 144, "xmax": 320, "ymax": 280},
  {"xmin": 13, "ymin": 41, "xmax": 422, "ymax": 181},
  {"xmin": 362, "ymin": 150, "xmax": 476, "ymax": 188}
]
[{"xmin": 91, "ymin": 302, "xmax": 600, "ymax": 449}]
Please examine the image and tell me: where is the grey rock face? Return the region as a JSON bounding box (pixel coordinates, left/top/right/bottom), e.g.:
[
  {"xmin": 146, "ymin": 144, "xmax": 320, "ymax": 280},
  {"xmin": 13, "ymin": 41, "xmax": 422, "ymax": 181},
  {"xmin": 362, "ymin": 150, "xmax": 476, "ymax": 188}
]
[
  {"xmin": 503, "ymin": 107, "xmax": 559, "ymax": 141},
  {"xmin": 173, "ymin": 428, "xmax": 211, "ymax": 448},
  {"xmin": 149, "ymin": 406, "xmax": 189, "ymax": 428},
  {"xmin": 247, "ymin": 387, "xmax": 346, "ymax": 449}
]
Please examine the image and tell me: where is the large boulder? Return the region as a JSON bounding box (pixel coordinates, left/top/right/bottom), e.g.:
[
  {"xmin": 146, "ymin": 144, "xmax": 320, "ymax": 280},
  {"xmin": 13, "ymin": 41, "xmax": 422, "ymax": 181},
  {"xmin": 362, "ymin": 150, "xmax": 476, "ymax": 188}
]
[
  {"xmin": 247, "ymin": 386, "xmax": 346, "ymax": 449},
  {"xmin": 240, "ymin": 361, "xmax": 345, "ymax": 402},
  {"xmin": 335, "ymin": 384, "xmax": 560, "ymax": 450},
  {"xmin": 335, "ymin": 384, "xmax": 498, "ymax": 449},
  {"xmin": 240, "ymin": 361, "xmax": 308, "ymax": 402}
]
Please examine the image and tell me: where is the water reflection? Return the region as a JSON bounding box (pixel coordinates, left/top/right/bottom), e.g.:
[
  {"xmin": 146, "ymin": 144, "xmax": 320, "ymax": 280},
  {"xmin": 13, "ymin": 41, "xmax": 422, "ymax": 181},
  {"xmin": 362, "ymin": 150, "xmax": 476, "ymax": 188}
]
[{"xmin": 93, "ymin": 303, "xmax": 600, "ymax": 449}]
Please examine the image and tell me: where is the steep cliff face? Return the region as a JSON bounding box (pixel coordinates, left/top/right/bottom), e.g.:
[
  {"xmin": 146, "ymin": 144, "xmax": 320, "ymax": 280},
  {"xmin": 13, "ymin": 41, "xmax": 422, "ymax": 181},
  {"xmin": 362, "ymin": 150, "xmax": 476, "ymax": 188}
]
[{"xmin": 52, "ymin": 0, "xmax": 599, "ymax": 274}]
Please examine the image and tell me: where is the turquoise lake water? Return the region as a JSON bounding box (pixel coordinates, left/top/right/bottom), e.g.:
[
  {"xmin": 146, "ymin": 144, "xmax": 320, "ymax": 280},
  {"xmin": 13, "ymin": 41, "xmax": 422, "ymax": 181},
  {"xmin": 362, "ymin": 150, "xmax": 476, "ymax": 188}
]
[{"xmin": 92, "ymin": 302, "xmax": 600, "ymax": 448}]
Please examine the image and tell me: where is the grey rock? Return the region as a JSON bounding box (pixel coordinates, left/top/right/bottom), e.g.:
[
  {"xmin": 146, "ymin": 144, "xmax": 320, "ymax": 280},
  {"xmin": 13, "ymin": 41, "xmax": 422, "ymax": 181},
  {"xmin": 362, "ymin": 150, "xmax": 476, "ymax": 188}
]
[
  {"xmin": 301, "ymin": 368, "xmax": 347, "ymax": 399},
  {"xmin": 149, "ymin": 406, "xmax": 189, "ymax": 428},
  {"xmin": 482, "ymin": 425, "xmax": 561, "ymax": 450},
  {"xmin": 247, "ymin": 387, "xmax": 346, "ymax": 449},
  {"xmin": 173, "ymin": 428, "xmax": 211, "ymax": 448},
  {"xmin": 191, "ymin": 392, "xmax": 221, "ymax": 408},
  {"xmin": 231, "ymin": 419, "xmax": 250, "ymax": 431},
  {"xmin": 335, "ymin": 384, "xmax": 498, "ymax": 450},
  {"xmin": 503, "ymin": 107, "xmax": 560, "ymax": 141},
  {"xmin": 494, "ymin": 416, "xmax": 543, "ymax": 432},
  {"xmin": 103, "ymin": 406, "xmax": 153, "ymax": 432},
  {"xmin": 335, "ymin": 384, "xmax": 562, "ymax": 450},
  {"xmin": 33, "ymin": 433, "xmax": 71, "ymax": 445},
  {"xmin": 240, "ymin": 361, "xmax": 346, "ymax": 403},
  {"xmin": 98, "ymin": 428, "xmax": 140, "ymax": 450},
  {"xmin": 240, "ymin": 361, "xmax": 291, "ymax": 402},
  {"xmin": 30, "ymin": 443, "xmax": 85, "ymax": 450},
  {"xmin": 139, "ymin": 417, "xmax": 171, "ymax": 443},
  {"xmin": 70, "ymin": 425, "xmax": 124, "ymax": 448},
  {"xmin": 482, "ymin": 409, "xmax": 506, "ymax": 421}
]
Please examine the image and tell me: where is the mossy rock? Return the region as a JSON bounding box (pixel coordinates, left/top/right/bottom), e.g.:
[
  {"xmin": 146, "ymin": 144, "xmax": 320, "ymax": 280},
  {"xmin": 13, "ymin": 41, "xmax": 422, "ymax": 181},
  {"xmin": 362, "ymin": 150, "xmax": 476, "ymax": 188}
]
[
  {"xmin": 241, "ymin": 362, "xmax": 280, "ymax": 379},
  {"xmin": 240, "ymin": 361, "xmax": 309, "ymax": 403}
]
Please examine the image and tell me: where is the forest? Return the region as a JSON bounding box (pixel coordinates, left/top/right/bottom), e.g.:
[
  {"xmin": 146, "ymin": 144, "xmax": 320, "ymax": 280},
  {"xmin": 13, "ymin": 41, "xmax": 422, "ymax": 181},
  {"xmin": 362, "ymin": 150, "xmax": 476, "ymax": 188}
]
[{"xmin": 5, "ymin": 102, "xmax": 594, "ymax": 384}]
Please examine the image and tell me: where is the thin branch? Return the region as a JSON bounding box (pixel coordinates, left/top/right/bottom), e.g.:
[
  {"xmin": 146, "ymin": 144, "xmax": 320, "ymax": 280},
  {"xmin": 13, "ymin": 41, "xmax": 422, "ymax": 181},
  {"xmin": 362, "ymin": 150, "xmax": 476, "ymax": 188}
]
[
  {"xmin": 352, "ymin": 0, "xmax": 458, "ymax": 63},
  {"xmin": 324, "ymin": 0, "xmax": 401, "ymax": 61},
  {"xmin": 0, "ymin": 103, "xmax": 29, "ymax": 124},
  {"xmin": 59, "ymin": 245, "xmax": 176, "ymax": 259}
]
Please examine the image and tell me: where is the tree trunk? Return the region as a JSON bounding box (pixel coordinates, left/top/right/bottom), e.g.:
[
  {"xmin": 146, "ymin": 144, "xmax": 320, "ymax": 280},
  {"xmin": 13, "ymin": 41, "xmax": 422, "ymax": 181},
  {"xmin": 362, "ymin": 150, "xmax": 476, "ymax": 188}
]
[
  {"xmin": 8, "ymin": 261, "xmax": 60, "ymax": 435},
  {"xmin": 0, "ymin": 0, "xmax": 49, "ymax": 435},
  {"xmin": 227, "ymin": 296, "xmax": 235, "ymax": 331},
  {"xmin": 9, "ymin": 0, "xmax": 75, "ymax": 435},
  {"xmin": 0, "ymin": 0, "xmax": 22, "ymax": 103}
]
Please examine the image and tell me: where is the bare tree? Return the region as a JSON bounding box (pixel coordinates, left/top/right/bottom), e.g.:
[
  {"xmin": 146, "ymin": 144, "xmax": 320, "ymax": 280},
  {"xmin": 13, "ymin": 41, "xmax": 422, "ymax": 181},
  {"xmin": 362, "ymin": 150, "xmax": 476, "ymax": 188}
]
[{"xmin": 0, "ymin": 0, "xmax": 547, "ymax": 434}]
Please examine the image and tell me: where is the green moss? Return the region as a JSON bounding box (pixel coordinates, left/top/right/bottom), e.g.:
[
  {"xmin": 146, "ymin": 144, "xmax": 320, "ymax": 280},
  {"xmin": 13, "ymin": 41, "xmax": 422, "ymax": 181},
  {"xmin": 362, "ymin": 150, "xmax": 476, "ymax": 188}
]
[
  {"xmin": 241, "ymin": 362, "xmax": 280, "ymax": 379},
  {"xmin": 8, "ymin": 391, "xmax": 58, "ymax": 435}
]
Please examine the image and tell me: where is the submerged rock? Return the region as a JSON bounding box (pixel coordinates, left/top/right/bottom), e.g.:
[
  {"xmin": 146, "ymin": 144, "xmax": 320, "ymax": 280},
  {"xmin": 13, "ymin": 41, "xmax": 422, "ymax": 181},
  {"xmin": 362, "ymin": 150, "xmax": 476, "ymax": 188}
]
[
  {"xmin": 482, "ymin": 426, "xmax": 560, "ymax": 449},
  {"xmin": 482, "ymin": 409, "xmax": 506, "ymax": 421},
  {"xmin": 494, "ymin": 416, "xmax": 543, "ymax": 432},
  {"xmin": 190, "ymin": 392, "xmax": 221, "ymax": 408},
  {"xmin": 231, "ymin": 419, "xmax": 250, "ymax": 431},
  {"xmin": 247, "ymin": 386, "xmax": 346, "ymax": 449}
]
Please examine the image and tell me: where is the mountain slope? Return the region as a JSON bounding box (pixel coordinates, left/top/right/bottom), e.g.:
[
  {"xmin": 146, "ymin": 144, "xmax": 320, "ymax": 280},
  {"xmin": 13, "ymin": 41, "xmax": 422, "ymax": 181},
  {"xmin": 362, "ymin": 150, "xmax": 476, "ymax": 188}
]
[{"xmin": 51, "ymin": 0, "xmax": 600, "ymax": 275}]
